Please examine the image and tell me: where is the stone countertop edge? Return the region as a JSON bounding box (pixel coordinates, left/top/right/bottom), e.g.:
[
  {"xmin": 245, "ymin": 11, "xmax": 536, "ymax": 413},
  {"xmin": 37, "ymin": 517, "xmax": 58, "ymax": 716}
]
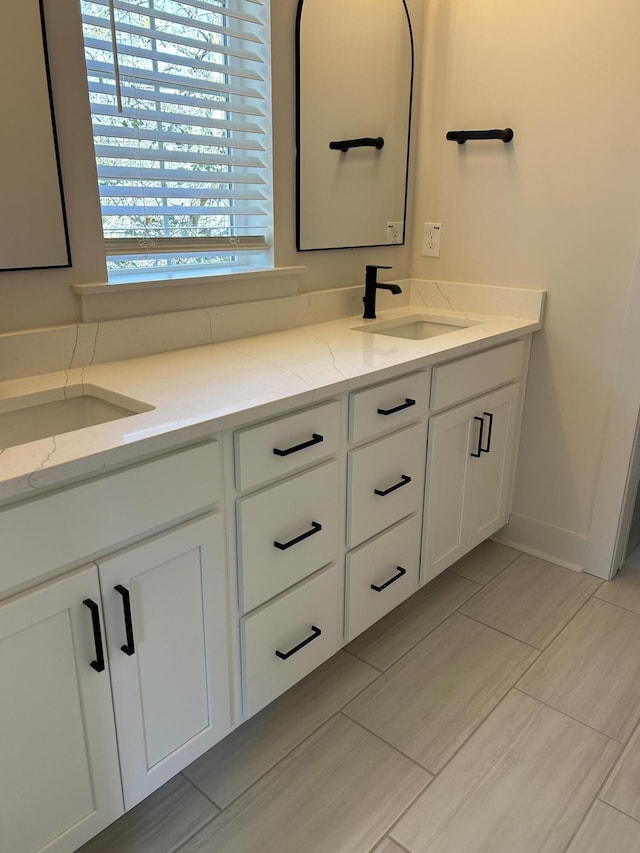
[{"xmin": 0, "ymin": 300, "xmax": 544, "ymax": 503}]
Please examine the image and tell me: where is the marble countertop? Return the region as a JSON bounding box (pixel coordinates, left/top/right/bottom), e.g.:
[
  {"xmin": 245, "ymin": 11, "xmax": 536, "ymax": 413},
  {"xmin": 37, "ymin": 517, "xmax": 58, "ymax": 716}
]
[{"xmin": 0, "ymin": 295, "xmax": 543, "ymax": 503}]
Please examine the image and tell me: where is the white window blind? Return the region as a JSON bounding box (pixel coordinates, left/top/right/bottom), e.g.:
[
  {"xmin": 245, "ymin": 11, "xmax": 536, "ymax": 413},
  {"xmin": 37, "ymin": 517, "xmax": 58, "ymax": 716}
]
[{"xmin": 80, "ymin": 0, "xmax": 272, "ymax": 278}]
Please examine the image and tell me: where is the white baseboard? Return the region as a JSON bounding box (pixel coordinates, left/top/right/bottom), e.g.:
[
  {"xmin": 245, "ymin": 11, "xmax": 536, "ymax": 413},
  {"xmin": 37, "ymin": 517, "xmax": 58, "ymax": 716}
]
[{"xmin": 493, "ymin": 512, "xmax": 589, "ymax": 574}]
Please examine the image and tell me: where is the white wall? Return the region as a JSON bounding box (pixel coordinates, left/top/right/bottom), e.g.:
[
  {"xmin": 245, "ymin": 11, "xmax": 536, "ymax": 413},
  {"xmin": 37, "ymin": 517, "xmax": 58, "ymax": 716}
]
[
  {"xmin": 0, "ymin": 0, "xmax": 423, "ymax": 333},
  {"xmin": 412, "ymin": 0, "xmax": 640, "ymax": 566}
]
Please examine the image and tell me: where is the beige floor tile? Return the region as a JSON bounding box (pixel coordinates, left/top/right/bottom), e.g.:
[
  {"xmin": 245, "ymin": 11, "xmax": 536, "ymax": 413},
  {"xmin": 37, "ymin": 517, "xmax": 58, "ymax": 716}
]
[
  {"xmin": 183, "ymin": 650, "xmax": 378, "ymax": 808},
  {"xmin": 77, "ymin": 774, "xmax": 218, "ymax": 853},
  {"xmin": 566, "ymin": 801, "xmax": 640, "ymax": 852},
  {"xmin": 370, "ymin": 839, "xmax": 409, "ymax": 853},
  {"xmin": 391, "ymin": 691, "xmax": 620, "ymax": 853},
  {"xmin": 596, "ymin": 563, "xmax": 640, "ymax": 615},
  {"xmin": 180, "ymin": 714, "xmax": 431, "ymax": 853},
  {"xmin": 448, "ymin": 539, "xmax": 521, "ymax": 585},
  {"xmin": 601, "ymin": 722, "xmax": 640, "ymax": 819},
  {"xmin": 346, "ymin": 570, "xmax": 480, "ymax": 671},
  {"xmin": 460, "ymin": 552, "xmax": 601, "ymax": 649},
  {"xmin": 519, "ymin": 598, "xmax": 640, "ymax": 741},
  {"xmin": 344, "ymin": 613, "xmax": 537, "ymax": 772}
]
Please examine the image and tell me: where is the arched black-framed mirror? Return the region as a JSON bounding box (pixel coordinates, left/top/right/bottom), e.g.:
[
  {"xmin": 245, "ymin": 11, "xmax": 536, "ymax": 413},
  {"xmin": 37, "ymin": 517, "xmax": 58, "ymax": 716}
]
[{"xmin": 296, "ymin": 0, "xmax": 414, "ymax": 251}]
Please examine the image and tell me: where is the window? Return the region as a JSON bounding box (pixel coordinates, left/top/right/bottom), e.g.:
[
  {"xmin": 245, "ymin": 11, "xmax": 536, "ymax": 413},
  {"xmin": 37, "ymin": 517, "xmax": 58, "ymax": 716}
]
[{"xmin": 80, "ymin": 0, "xmax": 272, "ymax": 281}]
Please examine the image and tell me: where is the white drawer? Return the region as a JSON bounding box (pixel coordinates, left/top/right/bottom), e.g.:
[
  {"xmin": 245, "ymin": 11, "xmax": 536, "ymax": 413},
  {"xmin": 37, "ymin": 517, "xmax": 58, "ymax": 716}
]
[
  {"xmin": 430, "ymin": 340, "xmax": 525, "ymax": 412},
  {"xmin": 0, "ymin": 442, "xmax": 221, "ymax": 595},
  {"xmin": 347, "ymin": 421, "xmax": 427, "ymax": 548},
  {"xmin": 346, "ymin": 515, "xmax": 421, "ymax": 642},
  {"xmin": 237, "ymin": 461, "xmax": 340, "ymax": 612},
  {"xmin": 241, "ymin": 564, "xmax": 340, "ymax": 717},
  {"xmin": 349, "ymin": 371, "xmax": 429, "ymax": 444},
  {"xmin": 234, "ymin": 400, "xmax": 341, "ymax": 491}
]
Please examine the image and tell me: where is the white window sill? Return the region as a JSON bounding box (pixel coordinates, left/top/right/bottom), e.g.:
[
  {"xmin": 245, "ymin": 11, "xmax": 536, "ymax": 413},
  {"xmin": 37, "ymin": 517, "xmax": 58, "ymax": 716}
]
[{"xmin": 72, "ymin": 265, "xmax": 307, "ymax": 295}]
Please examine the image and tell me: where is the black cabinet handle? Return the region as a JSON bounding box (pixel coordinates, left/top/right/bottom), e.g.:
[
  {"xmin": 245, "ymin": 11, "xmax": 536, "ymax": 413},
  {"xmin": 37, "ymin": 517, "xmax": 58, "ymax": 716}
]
[
  {"xmin": 83, "ymin": 599, "xmax": 105, "ymax": 673},
  {"xmin": 471, "ymin": 416, "xmax": 484, "ymax": 457},
  {"xmin": 481, "ymin": 412, "xmax": 494, "ymax": 453},
  {"xmin": 377, "ymin": 398, "xmax": 416, "ymax": 416},
  {"xmin": 274, "ymin": 521, "xmax": 322, "ymax": 551},
  {"xmin": 375, "ymin": 474, "xmax": 411, "ymax": 496},
  {"xmin": 114, "ymin": 585, "xmax": 136, "ymax": 656},
  {"xmin": 371, "ymin": 566, "xmax": 407, "ymax": 592},
  {"xmin": 273, "ymin": 433, "xmax": 323, "ymax": 457},
  {"xmin": 275, "ymin": 625, "xmax": 322, "ymax": 660}
]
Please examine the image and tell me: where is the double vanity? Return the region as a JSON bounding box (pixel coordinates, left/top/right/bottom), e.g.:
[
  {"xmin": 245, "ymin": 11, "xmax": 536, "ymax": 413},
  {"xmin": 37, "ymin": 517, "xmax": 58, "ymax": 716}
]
[{"xmin": 0, "ymin": 281, "xmax": 544, "ymax": 853}]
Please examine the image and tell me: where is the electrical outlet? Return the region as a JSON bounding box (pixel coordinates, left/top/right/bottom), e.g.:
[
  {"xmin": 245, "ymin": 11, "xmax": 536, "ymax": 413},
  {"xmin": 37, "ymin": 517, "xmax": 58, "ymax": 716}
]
[
  {"xmin": 386, "ymin": 221, "xmax": 404, "ymax": 244},
  {"xmin": 422, "ymin": 222, "xmax": 442, "ymax": 257}
]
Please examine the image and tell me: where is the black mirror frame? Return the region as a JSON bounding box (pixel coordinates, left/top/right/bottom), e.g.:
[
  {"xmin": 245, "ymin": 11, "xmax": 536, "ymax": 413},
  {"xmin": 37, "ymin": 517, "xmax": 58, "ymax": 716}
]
[{"xmin": 295, "ymin": 0, "xmax": 414, "ymax": 252}]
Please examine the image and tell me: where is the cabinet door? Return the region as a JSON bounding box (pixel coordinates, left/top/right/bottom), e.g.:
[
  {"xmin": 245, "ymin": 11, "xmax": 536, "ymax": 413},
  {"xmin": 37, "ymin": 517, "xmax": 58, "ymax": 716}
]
[
  {"xmin": 422, "ymin": 399, "xmax": 477, "ymax": 583},
  {"xmin": 467, "ymin": 384, "xmax": 519, "ymax": 550},
  {"xmin": 0, "ymin": 567, "xmax": 122, "ymax": 853},
  {"xmin": 99, "ymin": 513, "xmax": 232, "ymax": 810}
]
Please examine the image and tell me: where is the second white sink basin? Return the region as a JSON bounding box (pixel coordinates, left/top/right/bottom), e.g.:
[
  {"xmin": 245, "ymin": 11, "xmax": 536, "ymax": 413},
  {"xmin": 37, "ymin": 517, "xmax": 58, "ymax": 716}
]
[
  {"xmin": 352, "ymin": 313, "xmax": 480, "ymax": 340},
  {"xmin": 0, "ymin": 384, "xmax": 155, "ymax": 450}
]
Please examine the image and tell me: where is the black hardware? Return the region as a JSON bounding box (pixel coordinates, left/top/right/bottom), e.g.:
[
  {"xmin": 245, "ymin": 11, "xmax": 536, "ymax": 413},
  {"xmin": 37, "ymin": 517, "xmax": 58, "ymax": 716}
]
[
  {"xmin": 329, "ymin": 136, "xmax": 384, "ymax": 153},
  {"xmin": 377, "ymin": 397, "xmax": 416, "ymax": 416},
  {"xmin": 446, "ymin": 128, "xmax": 514, "ymax": 145},
  {"xmin": 114, "ymin": 585, "xmax": 136, "ymax": 656},
  {"xmin": 275, "ymin": 625, "xmax": 322, "ymax": 660},
  {"xmin": 481, "ymin": 411, "xmax": 494, "ymax": 453},
  {"xmin": 371, "ymin": 566, "xmax": 407, "ymax": 592},
  {"xmin": 83, "ymin": 599, "xmax": 105, "ymax": 673},
  {"xmin": 375, "ymin": 474, "xmax": 411, "ymax": 497},
  {"xmin": 273, "ymin": 433, "xmax": 323, "ymax": 457},
  {"xmin": 362, "ymin": 265, "xmax": 402, "ymax": 319},
  {"xmin": 274, "ymin": 521, "xmax": 322, "ymax": 551},
  {"xmin": 471, "ymin": 416, "xmax": 485, "ymax": 457}
]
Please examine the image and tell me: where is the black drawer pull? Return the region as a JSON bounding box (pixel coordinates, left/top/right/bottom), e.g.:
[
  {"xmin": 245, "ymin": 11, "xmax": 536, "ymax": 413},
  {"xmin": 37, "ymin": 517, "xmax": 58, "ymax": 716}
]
[
  {"xmin": 371, "ymin": 566, "xmax": 407, "ymax": 592},
  {"xmin": 83, "ymin": 599, "xmax": 105, "ymax": 673},
  {"xmin": 481, "ymin": 411, "xmax": 494, "ymax": 453},
  {"xmin": 274, "ymin": 521, "xmax": 322, "ymax": 551},
  {"xmin": 273, "ymin": 433, "xmax": 324, "ymax": 457},
  {"xmin": 275, "ymin": 625, "xmax": 322, "ymax": 660},
  {"xmin": 375, "ymin": 474, "xmax": 411, "ymax": 496},
  {"xmin": 471, "ymin": 416, "xmax": 484, "ymax": 457},
  {"xmin": 114, "ymin": 585, "xmax": 136, "ymax": 656},
  {"xmin": 377, "ymin": 397, "xmax": 416, "ymax": 416}
]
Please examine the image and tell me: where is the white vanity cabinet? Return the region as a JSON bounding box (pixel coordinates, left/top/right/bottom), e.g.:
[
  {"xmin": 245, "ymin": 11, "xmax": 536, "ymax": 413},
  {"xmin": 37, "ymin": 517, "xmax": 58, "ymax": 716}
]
[
  {"xmin": 98, "ymin": 514, "xmax": 231, "ymax": 810},
  {"xmin": 0, "ymin": 324, "xmax": 537, "ymax": 852},
  {"xmin": 422, "ymin": 341, "xmax": 525, "ymax": 582},
  {"xmin": 0, "ymin": 566, "xmax": 122, "ymax": 853},
  {"xmin": 0, "ymin": 441, "xmax": 231, "ymax": 852},
  {"xmin": 233, "ymin": 401, "xmax": 343, "ymax": 717},
  {"xmin": 344, "ymin": 372, "xmax": 430, "ymax": 641}
]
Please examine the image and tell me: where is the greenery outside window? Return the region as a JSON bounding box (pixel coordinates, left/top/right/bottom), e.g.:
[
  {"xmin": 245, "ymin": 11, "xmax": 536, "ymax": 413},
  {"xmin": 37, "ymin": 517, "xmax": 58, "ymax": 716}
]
[{"xmin": 80, "ymin": 0, "xmax": 272, "ymax": 282}]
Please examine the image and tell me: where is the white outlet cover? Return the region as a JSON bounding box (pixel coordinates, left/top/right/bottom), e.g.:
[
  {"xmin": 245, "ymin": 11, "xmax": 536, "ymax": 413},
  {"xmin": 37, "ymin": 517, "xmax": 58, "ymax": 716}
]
[
  {"xmin": 386, "ymin": 222, "xmax": 404, "ymax": 244},
  {"xmin": 422, "ymin": 222, "xmax": 442, "ymax": 257}
]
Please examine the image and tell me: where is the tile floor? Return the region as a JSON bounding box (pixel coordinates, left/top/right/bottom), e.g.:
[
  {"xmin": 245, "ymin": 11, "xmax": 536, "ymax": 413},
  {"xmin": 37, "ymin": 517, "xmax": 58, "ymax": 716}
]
[{"xmin": 79, "ymin": 540, "xmax": 640, "ymax": 853}]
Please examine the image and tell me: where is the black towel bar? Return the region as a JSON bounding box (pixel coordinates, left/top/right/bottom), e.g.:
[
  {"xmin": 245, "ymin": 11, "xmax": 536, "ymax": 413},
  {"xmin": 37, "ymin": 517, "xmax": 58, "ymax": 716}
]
[
  {"xmin": 329, "ymin": 136, "xmax": 384, "ymax": 153},
  {"xmin": 446, "ymin": 128, "xmax": 514, "ymax": 144}
]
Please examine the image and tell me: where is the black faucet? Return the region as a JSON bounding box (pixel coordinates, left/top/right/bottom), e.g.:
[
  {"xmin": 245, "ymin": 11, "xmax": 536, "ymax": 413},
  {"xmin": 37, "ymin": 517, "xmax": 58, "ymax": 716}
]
[{"xmin": 362, "ymin": 265, "xmax": 402, "ymax": 319}]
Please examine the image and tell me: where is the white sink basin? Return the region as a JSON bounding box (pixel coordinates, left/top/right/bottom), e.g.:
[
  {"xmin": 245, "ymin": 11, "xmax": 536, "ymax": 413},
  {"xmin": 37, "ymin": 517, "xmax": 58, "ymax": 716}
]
[
  {"xmin": 0, "ymin": 384, "xmax": 155, "ymax": 450},
  {"xmin": 352, "ymin": 313, "xmax": 480, "ymax": 340}
]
